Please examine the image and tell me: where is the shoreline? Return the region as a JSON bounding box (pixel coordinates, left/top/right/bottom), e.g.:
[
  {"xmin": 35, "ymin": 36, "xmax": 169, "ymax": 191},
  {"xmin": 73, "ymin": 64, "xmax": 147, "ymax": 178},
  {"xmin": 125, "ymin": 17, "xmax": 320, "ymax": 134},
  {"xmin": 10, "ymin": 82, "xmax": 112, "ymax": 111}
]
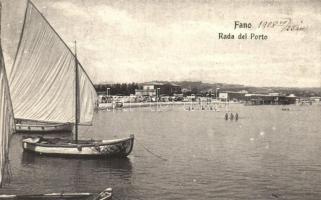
[
  {"xmin": 98, "ymin": 101, "xmax": 232, "ymax": 109},
  {"xmin": 98, "ymin": 101, "xmax": 185, "ymax": 109}
]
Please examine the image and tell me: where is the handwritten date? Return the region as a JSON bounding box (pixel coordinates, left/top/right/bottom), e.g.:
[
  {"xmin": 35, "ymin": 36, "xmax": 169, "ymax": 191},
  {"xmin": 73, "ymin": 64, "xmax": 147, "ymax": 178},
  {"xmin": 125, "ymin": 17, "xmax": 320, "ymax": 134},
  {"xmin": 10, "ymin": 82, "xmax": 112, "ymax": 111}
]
[{"xmin": 258, "ymin": 18, "xmax": 306, "ymax": 31}]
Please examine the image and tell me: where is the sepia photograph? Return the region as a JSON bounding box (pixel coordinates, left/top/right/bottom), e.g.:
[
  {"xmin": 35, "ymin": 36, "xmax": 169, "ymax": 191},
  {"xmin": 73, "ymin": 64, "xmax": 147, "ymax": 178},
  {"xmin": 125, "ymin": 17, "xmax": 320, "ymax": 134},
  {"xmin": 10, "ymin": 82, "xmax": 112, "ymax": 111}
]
[{"xmin": 0, "ymin": 0, "xmax": 320, "ymax": 199}]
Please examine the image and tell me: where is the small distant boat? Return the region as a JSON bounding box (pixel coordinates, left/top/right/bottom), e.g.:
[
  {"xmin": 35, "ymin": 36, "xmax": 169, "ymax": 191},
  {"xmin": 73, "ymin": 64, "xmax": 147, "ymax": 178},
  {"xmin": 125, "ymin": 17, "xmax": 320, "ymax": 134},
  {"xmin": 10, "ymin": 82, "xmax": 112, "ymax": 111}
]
[
  {"xmin": 98, "ymin": 106, "xmax": 108, "ymax": 111},
  {"xmin": 15, "ymin": 119, "xmax": 73, "ymax": 133},
  {"xmin": 113, "ymin": 101, "xmax": 124, "ymax": 109},
  {"xmin": 17, "ymin": 0, "xmax": 134, "ymax": 158}
]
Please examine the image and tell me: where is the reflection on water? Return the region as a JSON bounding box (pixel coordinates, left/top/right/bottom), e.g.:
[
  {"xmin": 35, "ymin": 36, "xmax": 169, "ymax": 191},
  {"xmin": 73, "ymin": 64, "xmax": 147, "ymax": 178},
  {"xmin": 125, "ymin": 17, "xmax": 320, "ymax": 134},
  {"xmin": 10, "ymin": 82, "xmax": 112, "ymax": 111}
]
[
  {"xmin": 21, "ymin": 152, "xmax": 133, "ymax": 193},
  {"xmin": 21, "ymin": 152, "xmax": 133, "ymax": 171},
  {"xmin": 1, "ymin": 104, "xmax": 321, "ymax": 200},
  {"xmin": 21, "ymin": 151, "xmax": 133, "ymax": 173}
]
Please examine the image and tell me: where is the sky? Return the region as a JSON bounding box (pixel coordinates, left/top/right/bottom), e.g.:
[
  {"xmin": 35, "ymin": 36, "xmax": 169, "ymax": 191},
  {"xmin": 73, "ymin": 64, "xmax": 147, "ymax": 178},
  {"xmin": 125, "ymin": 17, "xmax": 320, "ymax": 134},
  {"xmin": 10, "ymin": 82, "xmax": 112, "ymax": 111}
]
[{"xmin": 1, "ymin": 0, "xmax": 321, "ymax": 87}]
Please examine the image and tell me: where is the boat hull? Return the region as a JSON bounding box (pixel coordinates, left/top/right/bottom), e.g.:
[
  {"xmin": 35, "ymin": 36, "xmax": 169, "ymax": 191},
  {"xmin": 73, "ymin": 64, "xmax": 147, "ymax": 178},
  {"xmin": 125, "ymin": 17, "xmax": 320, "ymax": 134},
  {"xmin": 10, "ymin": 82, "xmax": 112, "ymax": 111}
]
[
  {"xmin": 22, "ymin": 135, "xmax": 134, "ymax": 158},
  {"xmin": 15, "ymin": 119, "xmax": 73, "ymax": 133},
  {"xmin": 0, "ymin": 188, "xmax": 112, "ymax": 199}
]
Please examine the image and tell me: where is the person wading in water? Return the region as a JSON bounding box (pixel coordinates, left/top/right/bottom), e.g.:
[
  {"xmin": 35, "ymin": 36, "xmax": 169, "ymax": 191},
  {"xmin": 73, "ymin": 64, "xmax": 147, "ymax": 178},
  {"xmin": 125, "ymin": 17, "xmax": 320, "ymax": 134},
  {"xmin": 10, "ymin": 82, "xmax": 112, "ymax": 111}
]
[{"xmin": 230, "ymin": 113, "xmax": 234, "ymax": 120}]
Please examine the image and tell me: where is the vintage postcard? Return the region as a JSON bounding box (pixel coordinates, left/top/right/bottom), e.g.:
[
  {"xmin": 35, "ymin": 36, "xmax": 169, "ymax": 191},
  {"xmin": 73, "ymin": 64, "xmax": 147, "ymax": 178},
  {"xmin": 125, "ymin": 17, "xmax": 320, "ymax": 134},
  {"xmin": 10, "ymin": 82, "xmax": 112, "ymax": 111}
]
[{"xmin": 0, "ymin": 0, "xmax": 320, "ymax": 199}]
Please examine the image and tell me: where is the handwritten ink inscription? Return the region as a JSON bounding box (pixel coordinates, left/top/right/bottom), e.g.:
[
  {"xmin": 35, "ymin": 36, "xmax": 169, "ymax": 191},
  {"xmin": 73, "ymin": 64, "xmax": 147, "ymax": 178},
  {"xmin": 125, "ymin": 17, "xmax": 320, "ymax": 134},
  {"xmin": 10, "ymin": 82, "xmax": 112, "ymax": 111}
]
[{"xmin": 258, "ymin": 18, "xmax": 307, "ymax": 31}]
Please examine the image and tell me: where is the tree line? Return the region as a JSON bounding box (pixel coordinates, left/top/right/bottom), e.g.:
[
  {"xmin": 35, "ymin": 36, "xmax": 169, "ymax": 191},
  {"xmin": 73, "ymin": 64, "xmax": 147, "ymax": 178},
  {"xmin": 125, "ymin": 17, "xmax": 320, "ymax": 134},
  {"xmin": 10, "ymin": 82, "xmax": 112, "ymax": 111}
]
[
  {"xmin": 95, "ymin": 81, "xmax": 321, "ymax": 97},
  {"xmin": 94, "ymin": 83, "xmax": 141, "ymax": 96}
]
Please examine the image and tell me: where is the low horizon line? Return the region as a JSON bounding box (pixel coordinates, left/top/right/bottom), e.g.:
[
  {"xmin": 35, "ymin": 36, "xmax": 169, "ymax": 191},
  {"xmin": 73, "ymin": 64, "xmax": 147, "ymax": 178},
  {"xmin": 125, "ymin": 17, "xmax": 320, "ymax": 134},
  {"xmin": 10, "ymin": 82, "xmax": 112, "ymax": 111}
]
[{"xmin": 93, "ymin": 80, "xmax": 321, "ymax": 89}]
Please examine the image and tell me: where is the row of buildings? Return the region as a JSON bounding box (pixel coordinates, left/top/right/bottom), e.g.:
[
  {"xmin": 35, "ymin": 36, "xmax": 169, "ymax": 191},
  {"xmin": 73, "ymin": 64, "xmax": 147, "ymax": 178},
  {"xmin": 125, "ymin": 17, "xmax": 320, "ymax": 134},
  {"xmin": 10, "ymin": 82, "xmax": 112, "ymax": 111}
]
[
  {"xmin": 99, "ymin": 82, "xmax": 318, "ymax": 105},
  {"xmin": 218, "ymin": 91, "xmax": 298, "ymax": 105},
  {"xmin": 134, "ymin": 82, "xmax": 181, "ymax": 96}
]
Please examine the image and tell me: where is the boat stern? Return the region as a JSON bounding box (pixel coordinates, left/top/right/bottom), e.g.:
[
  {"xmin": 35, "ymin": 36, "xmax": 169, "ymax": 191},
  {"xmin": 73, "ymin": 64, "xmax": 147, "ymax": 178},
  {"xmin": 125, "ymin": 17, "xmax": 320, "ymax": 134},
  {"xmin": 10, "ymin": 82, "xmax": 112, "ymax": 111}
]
[{"xmin": 22, "ymin": 137, "xmax": 41, "ymax": 152}]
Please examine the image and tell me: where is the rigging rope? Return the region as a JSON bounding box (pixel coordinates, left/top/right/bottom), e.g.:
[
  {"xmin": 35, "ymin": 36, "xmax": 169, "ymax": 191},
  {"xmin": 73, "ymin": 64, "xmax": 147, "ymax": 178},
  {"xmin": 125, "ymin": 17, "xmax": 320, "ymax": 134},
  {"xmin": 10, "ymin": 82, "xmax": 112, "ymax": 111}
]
[{"xmin": 135, "ymin": 138, "xmax": 167, "ymax": 162}]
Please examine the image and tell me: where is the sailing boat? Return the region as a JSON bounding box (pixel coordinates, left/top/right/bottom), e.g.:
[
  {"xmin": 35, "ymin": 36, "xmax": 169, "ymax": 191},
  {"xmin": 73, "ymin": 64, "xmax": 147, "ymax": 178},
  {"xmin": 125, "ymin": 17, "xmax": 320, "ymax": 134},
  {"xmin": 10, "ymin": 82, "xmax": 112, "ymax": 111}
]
[
  {"xmin": 9, "ymin": 1, "xmax": 74, "ymax": 133},
  {"xmin": 14, "ymin": 0, "xmax": 134, "ymax": 157},
  {"xmin": 0, "ymin": 3, "xmax": 112, "ymax": 199},
  {"xmin": 0, "ymin": 6, "xmax": 15, "ymax": 189},
  {"xmin": 0, "ymin": 54, "xmax": 113, "ymax": 200}
]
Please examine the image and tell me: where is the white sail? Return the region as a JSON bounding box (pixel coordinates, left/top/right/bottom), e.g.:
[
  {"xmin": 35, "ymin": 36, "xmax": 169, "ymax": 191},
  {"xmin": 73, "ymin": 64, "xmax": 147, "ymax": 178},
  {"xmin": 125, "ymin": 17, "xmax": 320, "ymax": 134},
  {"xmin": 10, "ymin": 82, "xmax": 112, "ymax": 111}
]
[
  {"xmin": 9, "ymin": 1, "xmax": 97, "ymax": 125},
  {"xmin": 0, "ymin": 39, "xmax": 15, "ymax": 186}
]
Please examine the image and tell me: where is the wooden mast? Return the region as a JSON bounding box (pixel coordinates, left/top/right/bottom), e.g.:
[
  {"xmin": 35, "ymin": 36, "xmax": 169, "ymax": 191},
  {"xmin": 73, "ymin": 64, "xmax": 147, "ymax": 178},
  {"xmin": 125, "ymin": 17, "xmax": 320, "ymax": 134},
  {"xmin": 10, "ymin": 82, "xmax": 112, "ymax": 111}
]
[
  {"xmin": 0, "ymin": 1, "xmax": 4, "ymax": 188},
  {"xmin": 74, "ymin": 41, "xmax": 79, "ymax": 143}
]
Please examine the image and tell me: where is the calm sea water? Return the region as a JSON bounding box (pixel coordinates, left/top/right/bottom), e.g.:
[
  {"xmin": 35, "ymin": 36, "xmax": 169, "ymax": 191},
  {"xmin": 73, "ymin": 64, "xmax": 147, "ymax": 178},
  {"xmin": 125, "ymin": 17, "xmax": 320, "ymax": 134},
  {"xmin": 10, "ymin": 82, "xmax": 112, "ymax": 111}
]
[{"xmin": 1, "ymin": 103, "xmax": 321, "ymax": 200}]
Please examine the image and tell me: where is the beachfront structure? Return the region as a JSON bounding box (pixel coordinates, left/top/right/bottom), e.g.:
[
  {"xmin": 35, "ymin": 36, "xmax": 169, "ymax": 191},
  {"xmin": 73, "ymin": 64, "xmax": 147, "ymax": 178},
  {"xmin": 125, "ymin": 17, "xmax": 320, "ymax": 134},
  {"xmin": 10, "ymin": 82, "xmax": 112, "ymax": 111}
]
[
  {"xmin": 245, "ymin": 93, "xmax": 296, "ymax": 105},
  {"xmin": 309, "ymin": 97, "xmax": 321, "ymax": 103},
  {"xmin": 218, "ymin": 91, "xmax": 248, "ymax": 102},
  {"xmin": 296, "ymin": 96, "xmax": 321, "ymax": 105},
  {"xmin": 135, "ymin": 82, "xmax": 181, "ymax": 96}
]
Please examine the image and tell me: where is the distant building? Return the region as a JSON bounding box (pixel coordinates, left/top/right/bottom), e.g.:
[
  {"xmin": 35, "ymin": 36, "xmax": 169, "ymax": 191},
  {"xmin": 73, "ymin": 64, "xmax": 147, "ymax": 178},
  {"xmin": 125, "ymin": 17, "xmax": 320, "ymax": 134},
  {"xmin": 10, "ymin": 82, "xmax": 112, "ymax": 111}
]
[
  {"xmin": 181, "ymin": 88, "xmax": 192, "ymax": 94},
  {"xmin": 135, "ymin": 82, "xmax": 181, "ymax": 96},
  {"xmin": 218, "ymin": 91, "xmax": 248, "ymax": 102},
  {"xmin": 245, "ymin": 93, "xmax": 296, "ymax": 105},
  {"xmin": 310, "ymin": 96, "xmax": 321, "ymax": 102}
]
